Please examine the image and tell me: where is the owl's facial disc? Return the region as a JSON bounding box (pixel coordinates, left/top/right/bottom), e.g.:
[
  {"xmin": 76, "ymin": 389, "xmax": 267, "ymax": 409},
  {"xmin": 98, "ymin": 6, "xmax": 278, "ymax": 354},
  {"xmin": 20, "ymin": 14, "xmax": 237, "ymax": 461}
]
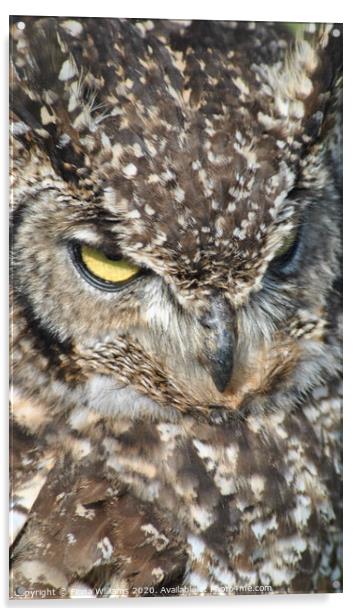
[{"xmin": 66, "ymin": 224, "xmax": 300, "ymax": 396}]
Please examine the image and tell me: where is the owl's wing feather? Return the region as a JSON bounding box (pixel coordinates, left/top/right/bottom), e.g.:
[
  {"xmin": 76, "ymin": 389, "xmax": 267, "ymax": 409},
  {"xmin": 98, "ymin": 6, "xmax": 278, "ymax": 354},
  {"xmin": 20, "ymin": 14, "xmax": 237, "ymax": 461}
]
[{"xmin": 10, "ymin": 454, "xmax": 188, "ymax": 598}]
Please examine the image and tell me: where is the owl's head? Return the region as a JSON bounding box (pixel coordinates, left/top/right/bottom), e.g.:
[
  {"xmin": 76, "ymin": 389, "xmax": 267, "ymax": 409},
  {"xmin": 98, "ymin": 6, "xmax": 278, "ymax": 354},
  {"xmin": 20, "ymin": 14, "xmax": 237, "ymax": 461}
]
[{"xmin": 10, "ymin": 18, "xmax": 342, "ymax": 422}]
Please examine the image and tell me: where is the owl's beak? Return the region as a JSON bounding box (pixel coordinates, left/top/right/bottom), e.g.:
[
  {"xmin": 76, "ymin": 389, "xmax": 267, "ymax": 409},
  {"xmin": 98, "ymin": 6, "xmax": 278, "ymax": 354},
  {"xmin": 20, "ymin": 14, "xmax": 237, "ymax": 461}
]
[{"xmin": 200, "ymin": 294, "xmax": 237, "ymax": 393}]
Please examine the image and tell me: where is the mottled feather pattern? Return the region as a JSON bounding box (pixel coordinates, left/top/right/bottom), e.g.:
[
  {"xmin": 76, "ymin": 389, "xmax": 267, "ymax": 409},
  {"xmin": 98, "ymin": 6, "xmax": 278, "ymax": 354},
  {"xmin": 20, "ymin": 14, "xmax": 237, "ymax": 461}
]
[{"xmin": 10, "ymin": 17, "xmax": 342, "ymax": 597}]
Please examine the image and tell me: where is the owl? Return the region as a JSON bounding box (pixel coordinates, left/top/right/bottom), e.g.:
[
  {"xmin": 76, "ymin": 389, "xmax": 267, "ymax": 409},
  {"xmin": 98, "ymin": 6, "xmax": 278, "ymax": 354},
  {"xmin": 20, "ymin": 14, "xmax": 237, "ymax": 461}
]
[{"xmin": 9, "ymin": 17, "xmax": 342, "ymax": 598}]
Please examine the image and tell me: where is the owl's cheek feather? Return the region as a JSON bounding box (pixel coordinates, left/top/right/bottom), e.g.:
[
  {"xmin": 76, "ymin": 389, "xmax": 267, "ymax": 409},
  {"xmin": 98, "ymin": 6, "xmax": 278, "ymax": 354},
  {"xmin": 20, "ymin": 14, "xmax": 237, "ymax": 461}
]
[
  {"xmin": 208, "ymin": 340, "xmax": 302, "ymax": 410},
  {"xmin": 71, "ymin": 332, "xmax": 303, "ymax": 418}
]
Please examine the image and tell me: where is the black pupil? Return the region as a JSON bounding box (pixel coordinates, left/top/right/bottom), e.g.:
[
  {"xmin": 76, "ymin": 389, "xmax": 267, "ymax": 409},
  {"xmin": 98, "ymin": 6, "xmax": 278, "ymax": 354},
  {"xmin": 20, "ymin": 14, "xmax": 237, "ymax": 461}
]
[{"xmin": 103, "ymin": 252, "xmax": 122, "ymax": 261}]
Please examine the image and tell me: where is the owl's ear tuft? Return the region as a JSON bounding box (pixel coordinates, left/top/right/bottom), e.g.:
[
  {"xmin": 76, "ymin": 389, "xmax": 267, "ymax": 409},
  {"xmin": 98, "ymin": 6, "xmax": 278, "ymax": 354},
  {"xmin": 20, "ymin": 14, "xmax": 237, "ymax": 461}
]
[
  {"xmin": 258, "ymin": 23, "xmax": 342, "ymax": 147},
  {"xmin": 293, "ymin": 24, "xmax": 343, "ymax": 193}
]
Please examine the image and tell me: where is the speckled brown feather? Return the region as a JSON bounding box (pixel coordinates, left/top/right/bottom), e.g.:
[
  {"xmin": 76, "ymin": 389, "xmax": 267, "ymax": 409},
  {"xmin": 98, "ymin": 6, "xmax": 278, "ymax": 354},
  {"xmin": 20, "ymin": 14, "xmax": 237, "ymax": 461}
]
[{"xmin": 10, "ymin": 17, "xmax": 342, "ymax": 598}]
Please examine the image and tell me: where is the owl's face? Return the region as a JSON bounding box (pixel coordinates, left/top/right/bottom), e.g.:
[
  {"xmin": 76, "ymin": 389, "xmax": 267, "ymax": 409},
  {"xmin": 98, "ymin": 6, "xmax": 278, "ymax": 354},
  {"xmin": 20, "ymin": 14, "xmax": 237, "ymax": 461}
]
[{"xmin": 11, "ymin": 19, "xmax": 342, "ymax": 420}]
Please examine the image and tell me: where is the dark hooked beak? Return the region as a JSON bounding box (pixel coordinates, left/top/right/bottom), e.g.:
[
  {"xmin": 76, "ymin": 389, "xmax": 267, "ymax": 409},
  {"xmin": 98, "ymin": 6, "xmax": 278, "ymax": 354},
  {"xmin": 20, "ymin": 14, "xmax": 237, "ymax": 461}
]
[{"xmin": 199, "ymin": 294, "xmax": 237, "ymax": 393}]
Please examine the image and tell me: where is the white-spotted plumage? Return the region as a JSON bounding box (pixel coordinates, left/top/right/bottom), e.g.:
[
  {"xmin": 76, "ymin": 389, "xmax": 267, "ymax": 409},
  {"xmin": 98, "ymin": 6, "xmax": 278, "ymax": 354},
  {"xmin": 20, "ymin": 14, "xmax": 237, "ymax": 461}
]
[{"xmin": 10, "ymin": 17, "xmax": 342, "ymax": 598}]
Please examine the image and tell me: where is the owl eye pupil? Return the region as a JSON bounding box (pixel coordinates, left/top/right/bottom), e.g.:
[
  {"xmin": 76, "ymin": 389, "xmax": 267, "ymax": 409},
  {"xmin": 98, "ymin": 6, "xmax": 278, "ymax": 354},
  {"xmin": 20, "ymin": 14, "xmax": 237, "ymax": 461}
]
[
  {"xmin": 70, "ymin": 243, "xmax": 142, "ymax": 291},
  {"xmin": 103, "ymin": 252, "xmax": 121, "ymax": 262}
]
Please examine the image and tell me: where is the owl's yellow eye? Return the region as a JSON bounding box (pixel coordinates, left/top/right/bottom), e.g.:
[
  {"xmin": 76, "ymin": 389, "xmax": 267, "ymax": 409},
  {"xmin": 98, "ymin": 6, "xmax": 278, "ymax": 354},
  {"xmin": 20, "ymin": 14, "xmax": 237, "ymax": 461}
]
[
  {"xmin": 81, "ymin": 245, "xmax": 139, "ymax": 283},
  {"xmin": 71, "ymin": 244, "xmax": 141, "ymax": 291},
  {"xmin": 274, "ymin": 226, "xmax": 299, "ymax": 259}
]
